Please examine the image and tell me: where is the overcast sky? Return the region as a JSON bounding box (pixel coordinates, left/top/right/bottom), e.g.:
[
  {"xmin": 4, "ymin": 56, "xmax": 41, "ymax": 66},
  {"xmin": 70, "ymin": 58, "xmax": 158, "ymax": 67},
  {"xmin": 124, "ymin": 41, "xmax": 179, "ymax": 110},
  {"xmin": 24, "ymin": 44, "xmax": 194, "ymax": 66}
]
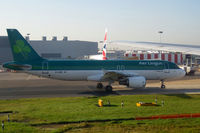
[{"xmin": 0, "ymin": 0, "xmax": 200, "ymax": 44}]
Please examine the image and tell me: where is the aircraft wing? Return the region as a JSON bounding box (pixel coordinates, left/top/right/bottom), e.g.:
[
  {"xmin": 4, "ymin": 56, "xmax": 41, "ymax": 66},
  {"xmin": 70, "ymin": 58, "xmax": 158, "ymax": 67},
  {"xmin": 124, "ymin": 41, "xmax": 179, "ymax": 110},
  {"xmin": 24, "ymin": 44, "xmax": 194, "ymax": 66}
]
[
  {"xmin": 110, "ymin": 41, "xmax": 200, "ymax": 56},
  {"xmin": 101, "ymin": 71, "xmax": 138, "ymax": 81}
]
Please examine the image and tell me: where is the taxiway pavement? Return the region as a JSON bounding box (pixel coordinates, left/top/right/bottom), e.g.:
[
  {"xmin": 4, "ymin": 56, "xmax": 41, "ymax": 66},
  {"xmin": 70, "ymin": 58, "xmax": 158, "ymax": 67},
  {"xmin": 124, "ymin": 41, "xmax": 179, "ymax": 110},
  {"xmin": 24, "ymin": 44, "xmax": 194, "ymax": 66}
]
[{"xmin": 0, "ymin": 72, "xmax": 200, "ymax": 99}]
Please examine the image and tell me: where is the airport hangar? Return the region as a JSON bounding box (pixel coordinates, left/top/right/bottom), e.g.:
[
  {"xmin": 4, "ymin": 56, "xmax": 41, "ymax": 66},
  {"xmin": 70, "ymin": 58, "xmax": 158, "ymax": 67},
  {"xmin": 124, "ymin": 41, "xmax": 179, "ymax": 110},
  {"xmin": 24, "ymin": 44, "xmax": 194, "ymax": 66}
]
[{"xmin": 0, "ymin": 36, "xmax": 98, "ymax": 64}]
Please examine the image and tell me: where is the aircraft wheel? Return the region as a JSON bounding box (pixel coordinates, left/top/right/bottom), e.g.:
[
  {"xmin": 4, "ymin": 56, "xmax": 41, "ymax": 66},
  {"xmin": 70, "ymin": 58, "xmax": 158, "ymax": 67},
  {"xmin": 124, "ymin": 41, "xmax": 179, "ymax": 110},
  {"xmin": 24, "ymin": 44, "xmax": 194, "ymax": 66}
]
[
  {"xmin": 105, "ymin": 85, "xmax": 113, "ymax": 92},
  {"xmin": 96, "ymin": 83, "xmax": 103, "ymax": 89},
  {"xmin": 161, "ymin": 85, "xmax": 166, "ymax": 89},
  {"xmin": 160, "ymin": 80, "xmax": 165, "ymax": 89}
]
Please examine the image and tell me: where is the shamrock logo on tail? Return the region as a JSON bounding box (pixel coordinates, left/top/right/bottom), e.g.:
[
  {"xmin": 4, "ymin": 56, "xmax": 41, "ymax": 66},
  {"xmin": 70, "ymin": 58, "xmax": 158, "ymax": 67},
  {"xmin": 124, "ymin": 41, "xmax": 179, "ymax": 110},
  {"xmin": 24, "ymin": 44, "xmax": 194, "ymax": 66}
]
[{"xmin": 13, "ymin": 40, "xmax": 31, "ymax": 56}]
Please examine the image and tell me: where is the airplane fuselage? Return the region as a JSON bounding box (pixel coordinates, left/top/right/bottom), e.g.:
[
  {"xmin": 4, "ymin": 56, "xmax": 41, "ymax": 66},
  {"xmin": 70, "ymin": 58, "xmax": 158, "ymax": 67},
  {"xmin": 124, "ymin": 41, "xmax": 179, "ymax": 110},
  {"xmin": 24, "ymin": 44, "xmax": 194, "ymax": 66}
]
[{"xmin": 4, "ymin": 59, "xmax": 185, "ymax": 81}]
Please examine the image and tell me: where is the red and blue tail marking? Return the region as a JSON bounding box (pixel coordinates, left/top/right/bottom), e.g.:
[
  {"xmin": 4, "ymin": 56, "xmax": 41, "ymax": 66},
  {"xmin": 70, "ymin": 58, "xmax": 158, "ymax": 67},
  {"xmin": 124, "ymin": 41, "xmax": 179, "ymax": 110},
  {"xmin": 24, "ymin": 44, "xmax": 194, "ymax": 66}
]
[{"xmin": 102, "ymin": 29, "xmax": 107, "ymax": 60}]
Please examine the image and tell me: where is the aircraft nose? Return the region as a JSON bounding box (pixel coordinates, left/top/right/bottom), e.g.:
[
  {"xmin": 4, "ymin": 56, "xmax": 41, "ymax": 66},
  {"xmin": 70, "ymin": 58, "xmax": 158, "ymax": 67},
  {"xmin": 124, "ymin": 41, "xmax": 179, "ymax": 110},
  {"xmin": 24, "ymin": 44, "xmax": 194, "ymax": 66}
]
[{"xmin": 180, "ymin": 69, "xmax": 186, "ymax": 77}]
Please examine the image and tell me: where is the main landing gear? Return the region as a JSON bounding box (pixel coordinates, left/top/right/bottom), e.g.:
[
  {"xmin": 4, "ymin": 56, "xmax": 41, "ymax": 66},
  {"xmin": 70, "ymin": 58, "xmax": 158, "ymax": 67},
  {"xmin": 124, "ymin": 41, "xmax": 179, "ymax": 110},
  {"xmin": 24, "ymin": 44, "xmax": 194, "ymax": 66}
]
[
  {"xmin": 161, "ymin": 80, "xmax": 166, "ymax": 89},
  {"xmin": 105, "ymin": 81, "xmax": 113, "ymax": 92},
  {"xmin": 96, "ymin": 82, "xmax": 113, "ymax": 92},
  {"xmin": 96, "ymin": 83, "xmax": 103, "ymax": 89},
  {"xmin": 105, "ymin": 85, "xmax": 113, "ymax": 92}
]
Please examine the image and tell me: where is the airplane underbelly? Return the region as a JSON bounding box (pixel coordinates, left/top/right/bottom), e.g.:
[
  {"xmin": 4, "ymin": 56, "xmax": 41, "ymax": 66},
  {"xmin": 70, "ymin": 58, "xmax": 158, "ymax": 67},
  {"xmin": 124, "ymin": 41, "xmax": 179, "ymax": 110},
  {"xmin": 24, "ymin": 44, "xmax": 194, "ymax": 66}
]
[
  {"xmin": 28, "ymin": 70, "xmax": 101, "ymax": 81},
  {"xmin": 27, "ymin": 69, "xmax": 179, "ymax": 81}
]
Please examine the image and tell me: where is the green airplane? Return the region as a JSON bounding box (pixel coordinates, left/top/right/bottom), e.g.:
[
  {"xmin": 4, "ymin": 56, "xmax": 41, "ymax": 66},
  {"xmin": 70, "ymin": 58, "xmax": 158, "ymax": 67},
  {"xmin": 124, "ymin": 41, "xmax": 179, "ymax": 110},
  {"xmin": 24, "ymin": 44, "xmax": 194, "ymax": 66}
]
[{"xmin": 3, "ymin": 29, "xmax": 185, "ymax": 92}]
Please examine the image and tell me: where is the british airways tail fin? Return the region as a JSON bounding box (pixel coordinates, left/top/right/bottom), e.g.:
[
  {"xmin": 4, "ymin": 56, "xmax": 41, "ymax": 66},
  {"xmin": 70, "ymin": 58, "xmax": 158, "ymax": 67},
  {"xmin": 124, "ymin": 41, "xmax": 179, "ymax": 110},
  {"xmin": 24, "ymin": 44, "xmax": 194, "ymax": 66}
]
[
  {"xmin": 7, "ymin": 29, "xmax": 42, "ymax": 62},
  {"xmin": 102, "ymin": 28, "xmax": 107, "ymax": 60}
]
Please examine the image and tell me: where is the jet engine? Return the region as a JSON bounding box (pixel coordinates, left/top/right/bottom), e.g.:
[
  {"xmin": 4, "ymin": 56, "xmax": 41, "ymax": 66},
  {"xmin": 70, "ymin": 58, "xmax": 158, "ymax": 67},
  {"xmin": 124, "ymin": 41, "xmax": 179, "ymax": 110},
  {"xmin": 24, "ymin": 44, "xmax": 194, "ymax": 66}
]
[{"xmin": 119, "ymin": 76, "xmax": 146, "ymax": 88}]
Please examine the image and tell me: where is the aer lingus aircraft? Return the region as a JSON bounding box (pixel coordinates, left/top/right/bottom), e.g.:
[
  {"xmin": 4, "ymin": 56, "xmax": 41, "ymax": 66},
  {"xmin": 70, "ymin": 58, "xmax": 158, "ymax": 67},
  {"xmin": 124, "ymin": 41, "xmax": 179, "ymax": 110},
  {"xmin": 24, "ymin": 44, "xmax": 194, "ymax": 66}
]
[{"xmin": 3, "ymin": 29, "xmax": 185, "ymax": 92}]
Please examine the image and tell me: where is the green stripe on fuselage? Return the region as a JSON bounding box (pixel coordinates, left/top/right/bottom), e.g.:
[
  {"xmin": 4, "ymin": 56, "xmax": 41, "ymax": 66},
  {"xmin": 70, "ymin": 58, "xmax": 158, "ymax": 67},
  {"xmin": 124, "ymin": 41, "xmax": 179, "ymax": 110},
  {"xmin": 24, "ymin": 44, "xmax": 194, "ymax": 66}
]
[{"xmin": 4, "ymin": 60, "xmax": 179, "ymax": 71}]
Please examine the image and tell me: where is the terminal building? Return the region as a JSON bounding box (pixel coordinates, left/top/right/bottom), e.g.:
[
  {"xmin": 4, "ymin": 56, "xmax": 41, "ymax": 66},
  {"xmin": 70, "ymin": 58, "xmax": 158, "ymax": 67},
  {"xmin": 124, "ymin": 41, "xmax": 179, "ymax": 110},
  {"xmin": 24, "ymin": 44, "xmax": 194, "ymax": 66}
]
[{"xmin": 0, "ymin": 36, "xmax": 98, "ymax": 64}]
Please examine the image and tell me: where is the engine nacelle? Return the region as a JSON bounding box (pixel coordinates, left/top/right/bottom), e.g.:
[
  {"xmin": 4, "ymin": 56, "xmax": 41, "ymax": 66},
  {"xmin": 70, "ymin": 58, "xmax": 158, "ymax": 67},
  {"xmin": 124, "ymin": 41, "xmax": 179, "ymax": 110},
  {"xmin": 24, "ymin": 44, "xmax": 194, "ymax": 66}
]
[{"xmin": 119, "ymin": 76, "xmax": 146, "ymax": 88}]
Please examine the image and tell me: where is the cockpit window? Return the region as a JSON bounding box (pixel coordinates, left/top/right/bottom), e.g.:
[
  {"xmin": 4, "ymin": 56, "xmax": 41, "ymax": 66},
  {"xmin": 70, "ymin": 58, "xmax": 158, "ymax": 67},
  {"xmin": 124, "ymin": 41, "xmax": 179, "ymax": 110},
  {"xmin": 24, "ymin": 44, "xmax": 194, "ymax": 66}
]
[{"xmin": 169, "ymin": 62, "xmax": 179, "ymax": 69}]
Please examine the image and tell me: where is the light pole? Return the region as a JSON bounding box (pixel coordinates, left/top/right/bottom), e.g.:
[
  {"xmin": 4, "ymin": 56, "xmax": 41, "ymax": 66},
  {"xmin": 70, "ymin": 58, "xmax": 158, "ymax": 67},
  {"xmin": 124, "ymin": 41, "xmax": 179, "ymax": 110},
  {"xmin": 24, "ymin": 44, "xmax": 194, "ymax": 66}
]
[
  {"xmin": 26, "ymin": 33, "xmax": 30, "ymax": 42},
  {"xmin": 158, "ymin": 31, "xmax": 163, "ymax": 44},
  {"xmin": 158, "ymin": 31, "xmax": 163, "ymax": 60}
]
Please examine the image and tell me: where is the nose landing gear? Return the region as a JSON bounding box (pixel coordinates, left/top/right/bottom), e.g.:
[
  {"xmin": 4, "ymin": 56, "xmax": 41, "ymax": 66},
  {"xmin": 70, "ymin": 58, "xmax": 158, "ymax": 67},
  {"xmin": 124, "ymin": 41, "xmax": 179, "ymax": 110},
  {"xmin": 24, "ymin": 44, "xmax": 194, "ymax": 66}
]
[{"xmin": 161, "ymin": 80, "xmax": 166, "ymax": 88}]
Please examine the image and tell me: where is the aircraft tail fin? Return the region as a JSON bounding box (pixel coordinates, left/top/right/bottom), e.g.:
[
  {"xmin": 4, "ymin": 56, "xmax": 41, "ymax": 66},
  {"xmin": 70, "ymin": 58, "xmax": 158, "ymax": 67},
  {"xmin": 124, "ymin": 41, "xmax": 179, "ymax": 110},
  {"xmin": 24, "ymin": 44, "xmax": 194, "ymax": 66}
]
[
  {"xmin": 102, "ymin": 28, "xmax": 107, "ymax": 60},
  {"xmin": 7, "ymin": 29, "xmax": 42, "ymax": 62}
]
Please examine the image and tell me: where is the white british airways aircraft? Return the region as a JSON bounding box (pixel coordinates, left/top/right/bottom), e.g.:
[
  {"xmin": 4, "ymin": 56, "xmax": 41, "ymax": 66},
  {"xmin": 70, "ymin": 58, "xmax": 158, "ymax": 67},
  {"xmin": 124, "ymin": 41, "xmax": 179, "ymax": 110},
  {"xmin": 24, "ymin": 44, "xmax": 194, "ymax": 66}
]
[{"xmin": 88, "ymin": 29, "xmax": 108, "ymax": 60}]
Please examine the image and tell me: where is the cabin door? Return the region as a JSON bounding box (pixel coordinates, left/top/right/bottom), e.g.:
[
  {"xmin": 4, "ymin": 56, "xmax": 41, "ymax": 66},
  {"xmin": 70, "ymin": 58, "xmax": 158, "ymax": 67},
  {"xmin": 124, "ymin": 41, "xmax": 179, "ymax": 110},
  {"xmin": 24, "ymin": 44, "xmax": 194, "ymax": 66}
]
[
  {"xmin": 117, "ymin": 65, "xmax": 125, "ymax": 71},
  {"xmin": 42, "ymin": 62, "xmax": 49, "ymax": 74},
  {"xmin": 164, "ymin": 62, "xmax": 169, "ymax": 73}
]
